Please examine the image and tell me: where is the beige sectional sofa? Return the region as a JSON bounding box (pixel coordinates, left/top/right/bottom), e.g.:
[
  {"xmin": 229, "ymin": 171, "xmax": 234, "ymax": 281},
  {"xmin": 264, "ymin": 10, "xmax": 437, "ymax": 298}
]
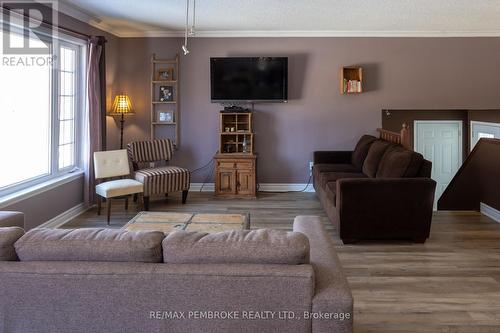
[
  {"xmin": 0, "ymin": 216, "xmax": 352, "ymax": 333},
  {"xmin": 0, "ymin": 211, "xmax": 24, "ymax": 229}
]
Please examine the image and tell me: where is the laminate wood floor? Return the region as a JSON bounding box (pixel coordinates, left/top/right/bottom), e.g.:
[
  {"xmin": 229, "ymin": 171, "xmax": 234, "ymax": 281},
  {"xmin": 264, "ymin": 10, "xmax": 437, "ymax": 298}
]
[{"xmin": 65, "ymin": 192, "xmax": 500, "ymax": 333}]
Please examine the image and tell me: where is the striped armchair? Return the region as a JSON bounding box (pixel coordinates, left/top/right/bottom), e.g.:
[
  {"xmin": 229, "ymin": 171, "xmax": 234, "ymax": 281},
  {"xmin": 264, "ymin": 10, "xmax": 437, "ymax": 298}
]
[{"xmin": 127, "ymin": 139, "xmax": 190, "ymax": 210}]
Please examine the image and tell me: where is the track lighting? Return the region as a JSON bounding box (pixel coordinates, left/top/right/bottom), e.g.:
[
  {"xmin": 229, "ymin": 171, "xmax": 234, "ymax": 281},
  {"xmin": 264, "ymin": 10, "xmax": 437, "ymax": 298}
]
[{"xmin": 182, "ymin": 0, "xmax": 196, "ymax": 55}]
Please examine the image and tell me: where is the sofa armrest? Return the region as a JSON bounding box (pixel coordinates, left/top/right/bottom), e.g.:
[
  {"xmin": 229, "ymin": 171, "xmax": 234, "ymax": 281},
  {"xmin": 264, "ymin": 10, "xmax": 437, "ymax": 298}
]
[
  {"xmin": 0, "ymin": 211, "xmax": 25, "ymax": 229},
  {"xmin": 313, "ymin": 151, "xmax": 352, "ymax": 165},
  {"xmin": 336, "ymin": 178, "xmax": 436, "ymax": 240},
  {"xmin": 293, "ymin": 216, "xmax": 353, "ymax": 333}
]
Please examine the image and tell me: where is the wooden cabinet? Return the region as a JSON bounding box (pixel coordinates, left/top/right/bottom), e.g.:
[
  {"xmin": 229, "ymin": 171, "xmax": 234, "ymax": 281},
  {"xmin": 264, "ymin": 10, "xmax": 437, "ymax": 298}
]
[{"xmin": 214, "ymin": 154, "xmax": 256, "ymax": 197}]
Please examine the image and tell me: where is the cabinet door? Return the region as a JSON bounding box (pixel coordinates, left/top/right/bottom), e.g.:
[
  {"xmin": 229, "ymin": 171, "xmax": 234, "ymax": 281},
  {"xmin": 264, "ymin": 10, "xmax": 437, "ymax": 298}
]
[
  {"xmin": 217, "ymin": 169, "xmax": 236, "ymax": 195},
  {"xmin": 236, "ymin": 169, "xmax": 255, "ymax": 196}
]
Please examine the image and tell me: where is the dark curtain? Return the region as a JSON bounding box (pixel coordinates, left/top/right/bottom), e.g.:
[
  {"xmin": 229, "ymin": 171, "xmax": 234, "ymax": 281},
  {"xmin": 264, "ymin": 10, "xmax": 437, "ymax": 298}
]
[{"xmin": 84, "ymin": 36, "xmax": 106, "ymax": 206}]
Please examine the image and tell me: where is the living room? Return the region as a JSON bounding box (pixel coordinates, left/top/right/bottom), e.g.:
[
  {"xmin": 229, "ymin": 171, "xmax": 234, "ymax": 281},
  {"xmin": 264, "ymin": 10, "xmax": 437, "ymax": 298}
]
[{"xmin": 1, "ymin": 1, "xmax": 500, "ymax": 332}]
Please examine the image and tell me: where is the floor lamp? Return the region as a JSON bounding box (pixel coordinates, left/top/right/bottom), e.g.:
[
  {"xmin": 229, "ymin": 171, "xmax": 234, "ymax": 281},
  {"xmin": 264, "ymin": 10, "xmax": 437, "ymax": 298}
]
[{"xmin": 110, "ymin": 94, "xmax": 134, "ymax": 149}]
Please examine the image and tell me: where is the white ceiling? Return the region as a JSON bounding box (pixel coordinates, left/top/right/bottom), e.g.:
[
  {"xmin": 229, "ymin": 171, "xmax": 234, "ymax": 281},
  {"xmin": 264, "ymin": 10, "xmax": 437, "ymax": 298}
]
[{"xmin": 60, "ymin": 0, "xmax": 500, "ymax": 37}]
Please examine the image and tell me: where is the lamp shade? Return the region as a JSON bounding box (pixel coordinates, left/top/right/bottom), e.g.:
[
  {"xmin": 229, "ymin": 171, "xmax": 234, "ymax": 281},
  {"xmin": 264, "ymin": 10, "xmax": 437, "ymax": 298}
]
[{"xmin": 111, "ymin": 94, "xmax": 133, "ymax": 114}]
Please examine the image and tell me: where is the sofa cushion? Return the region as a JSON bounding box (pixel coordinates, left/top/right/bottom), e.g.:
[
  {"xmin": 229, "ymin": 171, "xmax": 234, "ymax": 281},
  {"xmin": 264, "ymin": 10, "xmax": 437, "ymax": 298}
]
[
  {"xmin": 404, "ymin": 151, "xmax": 425, "ymax": 177},
  {"xmin": 15, "ymin": 228, "xmax": 164, "ymax": 262},
  {"xmin": 0, "ymin": 227, "xmax": 24, "ymax": 261},
  {"xmin": 313, "ymin": 163, "xmax": 359, "ymax": 181},
  {"xmin": 362, "ymin": 140, "xmax": 394, "ymax": 177},
  {"xmin": 351, "ymin": 135, "xmax": 378, "ymax": 169},
  {"xmin": 319, "ymin": 172, "xmax": 367, "ymax": 188},
  {"xmin": 376, "ymin": 147, "xmax": 425, "ymax": 178},
  {"xmin": 325, "ymin": 182, "xmax": 337, "ymax": 206},
  {"xmin": 0, "ymin": 211, "xmax": 24, "ymax": 228},
  {"xmin": 163, "ymin": 229, "xmax": 310, "ymax": 265}
]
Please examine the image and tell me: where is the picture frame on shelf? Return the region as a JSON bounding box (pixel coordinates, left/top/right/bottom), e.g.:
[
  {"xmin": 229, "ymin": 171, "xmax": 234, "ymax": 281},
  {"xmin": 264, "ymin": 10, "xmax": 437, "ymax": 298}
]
[
  {"xmin": 159, "ymin": 86, "xmax": 173, "ymax": 102},
  {"xmin": 157, "ymin": 110, "xmax": 174, "ymax": 123},
  {"xmin": 156, "ymin": 68, "xmax": 173, "ymax": 81}
]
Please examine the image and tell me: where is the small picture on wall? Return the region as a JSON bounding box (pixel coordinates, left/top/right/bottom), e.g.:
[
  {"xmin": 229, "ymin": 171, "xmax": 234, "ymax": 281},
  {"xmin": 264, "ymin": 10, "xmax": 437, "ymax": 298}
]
[
  {"xmin": 157, "ymin": 68, "xmax": 173, "ymax": 81},
  {"xmin": 157, "ymin": 110, "xmax": 174, "ymax": 123},
  {"xmin": 159, "ymin": 86, "xmax": 173, "ymax": 102}
]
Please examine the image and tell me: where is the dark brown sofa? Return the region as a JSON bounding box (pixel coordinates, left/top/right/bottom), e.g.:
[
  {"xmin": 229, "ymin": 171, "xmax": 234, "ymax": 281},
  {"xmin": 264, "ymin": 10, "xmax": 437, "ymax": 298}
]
[{"xmin": 313, "ymin": 135, "xmax": 436, "ymax": 244}]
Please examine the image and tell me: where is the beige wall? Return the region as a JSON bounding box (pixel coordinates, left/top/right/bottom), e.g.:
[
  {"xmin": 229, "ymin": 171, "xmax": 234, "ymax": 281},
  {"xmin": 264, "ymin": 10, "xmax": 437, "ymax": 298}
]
[{"xmin": 112, "ymin": 37, "xmax": 500, "ymax": 183}]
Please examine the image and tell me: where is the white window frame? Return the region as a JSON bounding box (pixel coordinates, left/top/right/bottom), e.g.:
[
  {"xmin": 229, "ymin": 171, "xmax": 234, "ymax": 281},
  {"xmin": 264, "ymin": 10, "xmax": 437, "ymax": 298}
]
[
  {"xmin": 470, "ymin": 121, "xmax": 500, "ymax": 151},
  {"xmin": 0, "ymin": 24, "xmax": 87, "ymax": 200}
]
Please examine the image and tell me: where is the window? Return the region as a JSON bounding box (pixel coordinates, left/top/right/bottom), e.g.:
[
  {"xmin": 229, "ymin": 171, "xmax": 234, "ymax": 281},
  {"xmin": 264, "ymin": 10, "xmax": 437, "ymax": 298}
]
[{"xmin": 0, "ymin": 28, "xmax": 86, "ymax": 196}]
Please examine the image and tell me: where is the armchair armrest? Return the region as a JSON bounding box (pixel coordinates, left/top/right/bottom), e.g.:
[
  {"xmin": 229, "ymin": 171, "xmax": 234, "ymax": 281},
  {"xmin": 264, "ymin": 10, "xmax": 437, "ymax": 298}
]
[
  {"xmin": 293, "ymin": 216, "xmax": 353, "ymax": 333},
  {"xmin": 313, "ymin": 151, "xmax": 352, "ymax": 164},
  {"xmin": 336, "ymin": 178, "xmax": 436, "ymax": 241}
]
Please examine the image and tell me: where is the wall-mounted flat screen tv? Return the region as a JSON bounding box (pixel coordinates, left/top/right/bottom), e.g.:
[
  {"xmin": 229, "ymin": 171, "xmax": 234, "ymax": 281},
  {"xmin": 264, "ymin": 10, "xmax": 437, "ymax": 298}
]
[{"xmin": 210, "ymin": 57, "xmax": 288, "ymax": 103}]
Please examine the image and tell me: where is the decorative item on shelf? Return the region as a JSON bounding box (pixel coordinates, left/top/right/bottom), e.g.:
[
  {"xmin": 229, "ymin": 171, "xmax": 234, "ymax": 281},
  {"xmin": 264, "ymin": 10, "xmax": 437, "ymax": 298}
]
[
  {"xmin": 242, "ymin": 135, "xmax": 249, "ymax": 153},
  {"xmin": 109, "ymin": 94, "xmax": 134, "ymax": 149},
  {"xmin": 157, "ymin": 110, "xmax": 174, "ymax": 124},
  {"xmin": 156, "ymin": 68, "xmax": 173, "ymax": 81},
  {"xmin": 223, "ymin": 144, "xmax": 235, "ymax": 154},
  {"xmin": 159, "ymin": 86, "xmax": 173, "ymax": 102}
]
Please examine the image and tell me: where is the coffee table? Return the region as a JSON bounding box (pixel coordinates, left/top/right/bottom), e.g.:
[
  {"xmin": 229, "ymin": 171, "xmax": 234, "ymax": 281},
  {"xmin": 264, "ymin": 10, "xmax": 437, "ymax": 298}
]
[{"xmin": 122, "ymin": 211, "xmax": 250, "ymax": 233}]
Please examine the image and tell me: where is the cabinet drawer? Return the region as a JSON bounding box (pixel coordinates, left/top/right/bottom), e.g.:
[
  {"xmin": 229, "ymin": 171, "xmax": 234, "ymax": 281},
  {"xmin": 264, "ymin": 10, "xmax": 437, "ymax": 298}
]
[
  {"xmin": 217, "ymin": 161, "xmax": 254, "ymax": 169},
  {"xmin": 218, "ymin": 161, "xmax": 236, "ymax": 169},
  {"xmin": 235, "ymin": 161, "xmax": 254, "ymax": 169}
]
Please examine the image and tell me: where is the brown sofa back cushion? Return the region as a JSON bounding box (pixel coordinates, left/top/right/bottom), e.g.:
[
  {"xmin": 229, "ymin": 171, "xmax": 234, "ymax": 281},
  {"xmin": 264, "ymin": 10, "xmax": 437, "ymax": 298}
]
[
  {"xmin": 163, "ymin": 229, "xmax": 310, "ymax": 265},
  {"xmin": 15, "ymin": 228, "xmax": 164, "ymax": 262},
  {"xmin": 351, "ymin": 135, "xmax": 377, "ymax": 169},
  {"xmin": 376, "ymin": 147, "xmax": 424, "ymax": 178},
  {"xmin": 0, "ymin": 227, "xmax": 24, "ymax": 261},
  {"xmin": 362, "ymin": 140, "xmax": 393, "ymax": 177}
]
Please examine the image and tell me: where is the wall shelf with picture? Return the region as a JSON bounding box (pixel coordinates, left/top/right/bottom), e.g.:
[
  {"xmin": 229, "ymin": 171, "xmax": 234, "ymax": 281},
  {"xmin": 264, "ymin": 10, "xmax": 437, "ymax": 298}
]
[{"xmin": 150, "ymin": 53, "xmax": 179, "ymax": 146}]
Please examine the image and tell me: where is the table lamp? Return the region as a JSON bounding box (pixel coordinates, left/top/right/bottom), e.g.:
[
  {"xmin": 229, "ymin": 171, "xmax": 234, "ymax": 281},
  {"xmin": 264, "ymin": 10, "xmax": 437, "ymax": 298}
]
[{"xmin": 110, "ymin": 94, "xmax": 134, "ymax": 149}]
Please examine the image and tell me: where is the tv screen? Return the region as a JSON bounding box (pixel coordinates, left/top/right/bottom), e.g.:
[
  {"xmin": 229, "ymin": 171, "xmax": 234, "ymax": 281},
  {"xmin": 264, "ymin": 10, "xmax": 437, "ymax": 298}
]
[{"xmin": 210, "ymin": 57, "xmax": 288, "ymax": 102}]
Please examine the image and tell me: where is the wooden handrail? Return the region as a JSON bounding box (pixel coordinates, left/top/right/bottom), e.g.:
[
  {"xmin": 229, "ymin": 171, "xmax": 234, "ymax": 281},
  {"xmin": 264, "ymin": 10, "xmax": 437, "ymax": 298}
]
[{"xmin": 377, "ymin": 123, "xmax": 411, "ymax": 150}]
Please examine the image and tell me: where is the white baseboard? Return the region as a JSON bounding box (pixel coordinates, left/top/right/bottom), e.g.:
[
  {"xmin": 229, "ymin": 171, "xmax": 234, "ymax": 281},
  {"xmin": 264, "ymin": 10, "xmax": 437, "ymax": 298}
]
[
  {"xmin": 480, "ymin": 202, "xmax": 500, "ymax": 223},
  {"xmin": 189, "ymin": 183, "xmax": 315, "ymax": 193},
  {"xmin": 37, "ymin": 203, "xmax": 89, "ymax": 229},
  {"xmin": 258, "ymin": 183, "xmax": 315, "ymax": 193},
  {"xmin": 189, "ymin": 183, "xmax": 216, "ymax": 192}
]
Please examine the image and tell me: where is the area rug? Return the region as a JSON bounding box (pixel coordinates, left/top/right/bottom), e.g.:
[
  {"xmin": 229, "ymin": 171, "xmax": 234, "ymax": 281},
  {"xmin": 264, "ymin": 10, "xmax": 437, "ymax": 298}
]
[{"xmin": 122, "ymin": 211, "xmax": 250, "ymax": 233}]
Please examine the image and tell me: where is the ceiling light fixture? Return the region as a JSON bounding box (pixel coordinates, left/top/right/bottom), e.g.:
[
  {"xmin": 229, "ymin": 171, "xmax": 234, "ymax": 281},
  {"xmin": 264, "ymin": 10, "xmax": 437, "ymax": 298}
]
[
  {"xmin": 182, "ymin": 0, "xmax": 196, "ymax": 55},
  {"xmin": 189, "ymin": 0, "xmax": 196, "ymax": 36}
]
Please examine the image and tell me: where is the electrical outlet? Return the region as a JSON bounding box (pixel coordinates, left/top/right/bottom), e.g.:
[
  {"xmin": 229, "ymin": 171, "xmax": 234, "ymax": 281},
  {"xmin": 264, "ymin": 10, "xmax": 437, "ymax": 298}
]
[{"xmin": 309, "ymin": 162, "xmax": 314, "ymax": 176}]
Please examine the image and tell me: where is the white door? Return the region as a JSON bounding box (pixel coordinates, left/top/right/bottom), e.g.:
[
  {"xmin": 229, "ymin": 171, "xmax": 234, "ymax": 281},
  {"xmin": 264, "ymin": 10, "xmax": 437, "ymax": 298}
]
[
  {"xmin": 470, "ymin": 121, "xmax": 500, "ymax": 150},
  {"xmin": 414, "ymin": 121, "xmax": 463, "ymax": 206}
]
